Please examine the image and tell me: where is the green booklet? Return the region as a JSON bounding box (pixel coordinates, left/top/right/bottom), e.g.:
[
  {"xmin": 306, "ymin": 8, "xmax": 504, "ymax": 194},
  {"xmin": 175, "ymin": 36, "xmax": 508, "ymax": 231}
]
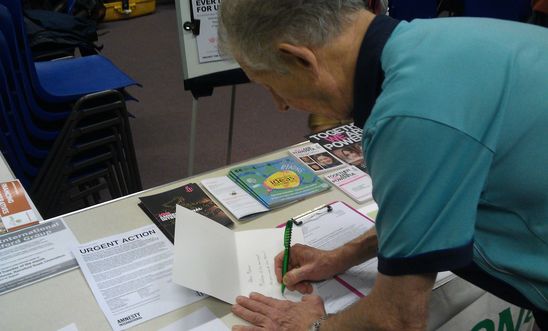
[{"xmin": 228, "ymin": 157, "xmax": 330, "ymax": 209}]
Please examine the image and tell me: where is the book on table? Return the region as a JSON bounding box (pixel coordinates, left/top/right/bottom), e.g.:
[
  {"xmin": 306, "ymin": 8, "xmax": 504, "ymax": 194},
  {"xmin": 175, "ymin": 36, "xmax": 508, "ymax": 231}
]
[
  {"xmin": 324, "ymin": 166, "xmax": 373, "ymax": 204},
  {"xmin": 227, "ymin": 157, "xmax": 330, "ymax": 210},
  {"xmin": 305, "ymin": 123, "xmax": 366, "ymax": 171},
  {"xmin": 288, "ymin": 143, "xmax": 346, "ymax": 174},
  {"xmin": 138, "ymin": 183, "xmax": 233, "ymax": 243}
]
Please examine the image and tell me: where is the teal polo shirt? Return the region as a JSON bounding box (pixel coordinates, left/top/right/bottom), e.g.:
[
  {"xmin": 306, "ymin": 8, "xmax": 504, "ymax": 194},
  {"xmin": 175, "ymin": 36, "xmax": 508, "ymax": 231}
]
[{"xmin": 354, "ymin": 16, "xmax": 548, "ymax": 310}]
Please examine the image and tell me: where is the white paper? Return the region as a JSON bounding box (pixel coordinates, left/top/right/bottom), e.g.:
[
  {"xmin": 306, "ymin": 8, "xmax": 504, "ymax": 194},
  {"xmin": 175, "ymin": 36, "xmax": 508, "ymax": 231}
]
[
  {"xmin": 299, "ymin": 201, "xmax": 375, "ymax": 312},
  {"xmin": 57, "ymin": 323, "xmax": 79, "ymax": 331},
  {"xmin": 172, "ymin": 205, "xmax": 304, "ymax": 304},
  {"xmin": 191, "ymin": 0, "xmax": 223, "ymax": 63},
  {"xmin": 358, "ymin": 202, "xmax": 379, "ymax": 220},
  {"xmin": 201, "ymin": 177, "xmax": 268, "ymax": 220},
  {"xmin": 316, "ymin": 277, "xmax": 362, "ymax": 314},
  {"xmin": 324, "ymin": 166, "xmax": 373, "ymax": 204},
  {"xmin": 158, "ymin": 307, "xmax": 229, "ymax": 331},
  {"xmin": 72, "ymin": 225, "xmax": 205, "ymax": 331},
  {"xmin": 335, "ymin": 260, "xmax": 378, "ymax": 297},
  {"xmin": 0, "ymin": 154, "xmax": 13, "ymax": 182},
  {"xmin": 0, "ymin": 218, "xmax": 78, "ymax": 295}
]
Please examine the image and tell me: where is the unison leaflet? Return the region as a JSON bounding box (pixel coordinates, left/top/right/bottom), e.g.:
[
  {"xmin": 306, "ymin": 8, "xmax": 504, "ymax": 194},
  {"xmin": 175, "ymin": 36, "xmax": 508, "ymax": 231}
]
[{"xmin": 228, "ymin": 157, "xmax": 330, "ymax": 209}]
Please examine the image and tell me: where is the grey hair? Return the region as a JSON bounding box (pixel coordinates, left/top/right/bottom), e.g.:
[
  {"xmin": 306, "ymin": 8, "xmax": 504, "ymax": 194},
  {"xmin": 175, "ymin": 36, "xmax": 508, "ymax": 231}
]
[{"xmin": 219, "ymin": 0, "xmax": 367, "ymax": 73}]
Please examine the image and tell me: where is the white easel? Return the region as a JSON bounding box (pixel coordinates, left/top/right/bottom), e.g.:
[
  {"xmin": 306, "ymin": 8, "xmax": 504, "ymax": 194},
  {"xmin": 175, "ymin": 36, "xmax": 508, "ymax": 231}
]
[{"xmin": 174, "ymin": 0, "xmax": 248, "ymax": 176}]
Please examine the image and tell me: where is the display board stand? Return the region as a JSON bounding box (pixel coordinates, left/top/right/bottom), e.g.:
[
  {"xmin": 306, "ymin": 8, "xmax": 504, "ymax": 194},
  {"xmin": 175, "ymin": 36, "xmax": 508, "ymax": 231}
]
[{"xmin": 175, "ymin": 0, "xmax": 249, "ymax": 176}]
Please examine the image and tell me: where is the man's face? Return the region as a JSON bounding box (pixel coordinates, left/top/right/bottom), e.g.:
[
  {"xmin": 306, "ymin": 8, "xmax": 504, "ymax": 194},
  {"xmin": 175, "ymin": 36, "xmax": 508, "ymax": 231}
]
[{"xmin": 239, "ymin": 60, "xmax": 352, "ymax": 120}]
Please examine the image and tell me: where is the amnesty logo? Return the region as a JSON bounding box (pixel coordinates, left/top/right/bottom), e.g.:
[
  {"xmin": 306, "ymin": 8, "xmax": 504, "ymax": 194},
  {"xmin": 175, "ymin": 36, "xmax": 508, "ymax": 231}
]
[{"xmin": 117, "ymin": 312, "xmax": 142, "ymax": 326}]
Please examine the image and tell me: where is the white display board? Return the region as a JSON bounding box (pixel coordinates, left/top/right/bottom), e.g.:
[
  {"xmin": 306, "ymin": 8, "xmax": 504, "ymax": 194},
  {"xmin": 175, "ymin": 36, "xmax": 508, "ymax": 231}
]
[{"xmin": 174, "ymin": 0, "xmax": 240, "ymax": 81}]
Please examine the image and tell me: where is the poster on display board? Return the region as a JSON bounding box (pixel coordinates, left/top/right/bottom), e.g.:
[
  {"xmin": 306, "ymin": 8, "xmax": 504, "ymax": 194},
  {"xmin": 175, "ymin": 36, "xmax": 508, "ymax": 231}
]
[{"xmin": 191, "ymin": 0, "xmax": 224, "ymax": 63}]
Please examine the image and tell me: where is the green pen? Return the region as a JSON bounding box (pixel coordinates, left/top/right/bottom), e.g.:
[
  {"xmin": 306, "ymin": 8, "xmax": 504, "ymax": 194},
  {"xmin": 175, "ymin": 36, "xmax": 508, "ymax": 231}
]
[
  {"xmin": 281, "ymin": 220, "xmax": 293, "ymax": 294},
  {"xmin": 281, "ymin": 205, "xmax": 332, "ymax": 294}
]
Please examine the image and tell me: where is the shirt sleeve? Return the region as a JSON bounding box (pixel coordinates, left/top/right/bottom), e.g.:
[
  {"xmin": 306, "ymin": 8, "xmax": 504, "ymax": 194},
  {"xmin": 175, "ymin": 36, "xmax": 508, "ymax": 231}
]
[{"xmin": 363, "ymin": 116, "xmax": 494, "ymax": 276}]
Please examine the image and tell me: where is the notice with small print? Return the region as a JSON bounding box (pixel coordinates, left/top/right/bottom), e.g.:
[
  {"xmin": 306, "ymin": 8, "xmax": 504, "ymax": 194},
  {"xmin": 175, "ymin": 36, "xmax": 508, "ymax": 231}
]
[
  {"xmin": 0, "ymin": 218, "xmax": 78, "ymax": 295},
  {"xmin": 73, "ymin": 225, "xmax": 206, "ymax": 331}
]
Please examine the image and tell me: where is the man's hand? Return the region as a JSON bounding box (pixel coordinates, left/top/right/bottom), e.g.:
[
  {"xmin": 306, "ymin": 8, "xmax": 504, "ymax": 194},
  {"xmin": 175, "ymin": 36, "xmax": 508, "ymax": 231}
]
[
  {"xmin": 274, "ymin": 226, "xmax": 378, "ymax": 294},
  {"xmin": 232, "ymin": 292, "xmax": 326, "ymax": 331},
  {"xmin": 274, "ymin": 244, "xmax": 343, "ymax": 294}
]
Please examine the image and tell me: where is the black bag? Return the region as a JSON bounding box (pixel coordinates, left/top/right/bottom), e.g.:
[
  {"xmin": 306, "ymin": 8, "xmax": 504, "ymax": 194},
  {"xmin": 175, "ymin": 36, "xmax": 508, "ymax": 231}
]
[
  {"xmin": 23, "ymin": 0, "xmax": 106, "ymax": 22},
  {"xmin": 24, "ymin": 9, "xmax": 102, "ymax": 59}
]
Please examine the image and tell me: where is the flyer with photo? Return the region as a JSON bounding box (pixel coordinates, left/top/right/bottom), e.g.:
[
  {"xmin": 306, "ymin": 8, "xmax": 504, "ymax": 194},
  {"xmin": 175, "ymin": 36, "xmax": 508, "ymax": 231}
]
[{"xmin": 288, "ymin": 144, "xmax": 345, "ymax": 173}]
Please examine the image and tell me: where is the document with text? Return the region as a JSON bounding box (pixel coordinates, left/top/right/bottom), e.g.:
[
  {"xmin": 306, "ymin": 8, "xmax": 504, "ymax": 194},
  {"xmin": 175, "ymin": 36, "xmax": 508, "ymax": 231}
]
[
  {"xmin": 72, "ymin": 225, "xmax": 206, "ymax": 331},
  {"xmin": 300, "ymin": 201, "xmax": 455, "ymax": 313},
  {"xmin": 0, "ymin": 218, "xmax": 78, "ymax": 295},
  {"xmin": 298, "ymin": 201, "xmax": 376, "ymax": 312},
  {"xmin": 172, "ymin": 205, "xmax": 304, "ymax": 304}
]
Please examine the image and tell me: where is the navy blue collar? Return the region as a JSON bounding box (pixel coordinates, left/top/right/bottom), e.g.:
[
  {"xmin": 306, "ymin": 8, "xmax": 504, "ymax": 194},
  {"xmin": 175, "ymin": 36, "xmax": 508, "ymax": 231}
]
[{"xmin": 352, "ymin": 15, "xmax": 400, "ymax": 128}]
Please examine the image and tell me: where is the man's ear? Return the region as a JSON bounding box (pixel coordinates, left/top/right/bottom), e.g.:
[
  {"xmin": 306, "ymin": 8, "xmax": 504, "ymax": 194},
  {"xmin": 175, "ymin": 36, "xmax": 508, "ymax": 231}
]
[{"xmin": 277, "ymin": 43, "xmax": 320, "ymax": 76}]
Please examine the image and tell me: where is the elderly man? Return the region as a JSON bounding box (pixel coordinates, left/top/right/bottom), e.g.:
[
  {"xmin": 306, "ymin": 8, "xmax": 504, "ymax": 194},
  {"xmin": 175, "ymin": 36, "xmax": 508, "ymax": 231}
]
[{"xmin": 219, "ymin": 1, "xmax": 548, "ymax": 330}]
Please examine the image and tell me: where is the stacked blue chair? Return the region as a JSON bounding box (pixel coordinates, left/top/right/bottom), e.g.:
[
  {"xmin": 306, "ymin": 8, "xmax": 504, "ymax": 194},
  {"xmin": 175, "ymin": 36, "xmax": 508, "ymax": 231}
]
[
  {"xmin": 0, "ymin": 0, "xmax": 140, "ymax": 103},
  {"xmin": 0, "ymin": 33, "xmax": 46, "ymax": 172},
  {"xmin": 0, "ymin": 7, "xmax": 69, "ymax": 123},
  {"xmin": 30, "ymin": 90, "xmax": 142, "ymax": 216},
  {"xmin": 0, "ymin": 59, "xmax": 37, "ymax": 186},
  {"xmin": 0, "ymin": 1, "xmax": 142, "ymax": 218}
]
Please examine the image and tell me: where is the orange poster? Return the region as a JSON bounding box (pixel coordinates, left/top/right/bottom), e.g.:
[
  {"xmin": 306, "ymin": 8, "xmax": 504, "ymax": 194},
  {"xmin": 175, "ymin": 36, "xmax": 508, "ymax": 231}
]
[{"xmin": 0, "ymin": 180, "xmax": 39, "ymax": 233}]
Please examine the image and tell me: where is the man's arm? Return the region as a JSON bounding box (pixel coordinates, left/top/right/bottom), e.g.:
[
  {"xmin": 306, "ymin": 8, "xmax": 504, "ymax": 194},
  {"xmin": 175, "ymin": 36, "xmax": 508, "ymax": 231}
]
[
  {"xmin": 332, "ymin": 226, "xmax": 378, "ymax": 270},
  {"xmin": 322, "ymin": 272, "xmax": 436, "ymax": 331}
]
